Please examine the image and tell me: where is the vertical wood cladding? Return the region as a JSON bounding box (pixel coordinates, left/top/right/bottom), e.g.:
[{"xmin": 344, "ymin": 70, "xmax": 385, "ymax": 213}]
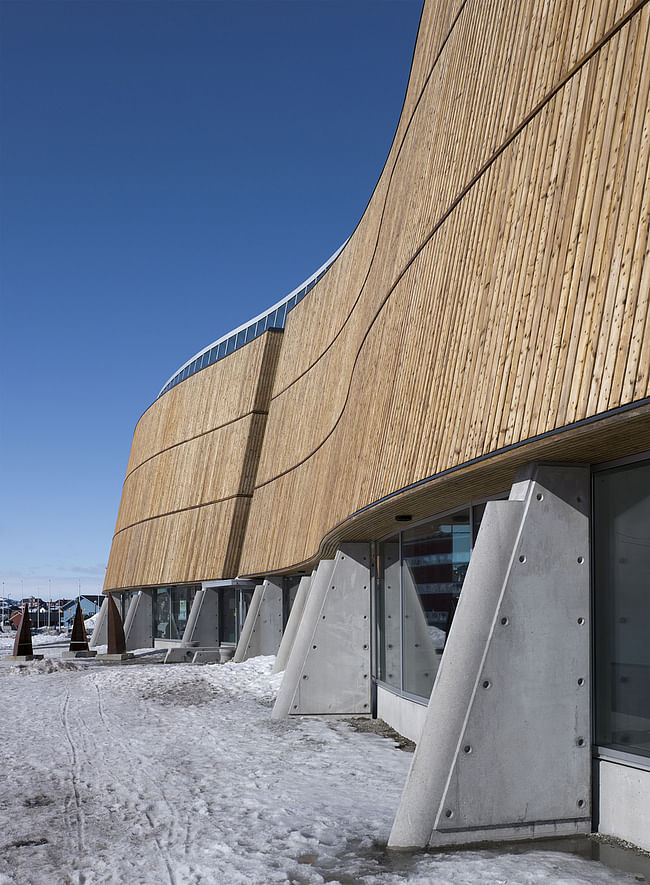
[
  {"xmin": 239, "ymin": 0, "xmax": 650, "ymax": 574},
  {"xmin": 105, "ymin": 0, "xmax": 649, "ymax": 589},
  {"xmin": 104, "ymin": 331, "xmax": 282, "ymax": 590}
]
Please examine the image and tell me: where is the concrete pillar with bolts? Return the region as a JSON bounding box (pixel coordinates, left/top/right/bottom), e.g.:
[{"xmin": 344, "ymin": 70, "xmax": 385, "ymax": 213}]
[
  {"xmin": 123, "ymin": 590, "xmax": 153, "ymax": 651},
  {"xmin": 389, "ymin": 463, "xmax": 591, "ymax": 849},
  {"xmin": 234, "ymin": 579, "xmax": 284, "ymax": 662},
  {"xmin": 272, "ymin": 544, "xmax": 371, "ymax": 718}
]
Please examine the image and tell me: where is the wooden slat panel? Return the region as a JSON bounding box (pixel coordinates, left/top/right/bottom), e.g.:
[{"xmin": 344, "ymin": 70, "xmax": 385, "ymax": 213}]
[
  {"xmin": 106, "ymin": 0, "xmax": 650, "ymax": 588},
  {"xmin": 241, "ymin": 3, "xmax": 650, "ymax": 575},
  {"xmin": 104, "ymin": 331, "xmax": 282, "ymax": 591}
]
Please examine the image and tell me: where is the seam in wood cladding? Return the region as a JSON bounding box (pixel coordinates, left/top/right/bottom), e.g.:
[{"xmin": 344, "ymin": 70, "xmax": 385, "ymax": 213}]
[
  {"xmin": 125, "ymin": 330, "xmax": 282, "ymax": 476},
  {"xmin": 269, "ymin": 1, "xmax": 467, "ymax": 395},
  {"xmin": 255, "ymin": 0, "xmax": 650, "ymax": 492},
  {"xmin": 239, "ymin": 0, "xmax": 650, "ymax": 576},
  {"xmin": 267, "ymin": 0, "xmax": 643, "ymax": 407},
  {"xmin": 104, "ymin": 331, "xmax": 283, "ymax": 591},
  {"xmin": 106, "ymin": 0, "xmax": 650, "ymax": 589},
  {"xmin": 241, "ymin": 402, "xmax": 650, "ymax": 577},
  {"xmin": 253, "ymin": 0, "xmax": 650, "ymax": 491}
]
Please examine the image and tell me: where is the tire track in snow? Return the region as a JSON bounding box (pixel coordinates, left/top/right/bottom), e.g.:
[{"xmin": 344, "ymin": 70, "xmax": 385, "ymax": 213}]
[{"xmin": 61, "ymin": 687, "xmax": 86, "ymax": 856}]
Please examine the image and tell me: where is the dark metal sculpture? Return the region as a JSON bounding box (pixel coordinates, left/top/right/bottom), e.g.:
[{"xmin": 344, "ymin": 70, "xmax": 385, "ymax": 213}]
[
  {"xmin": 12, "ymin": 604, "xmax": 33, "ymax": 657},
  {"xmin": 106, "ymin": 594, "xmax": 127, "ymax": 655},
  {"xmin": 68, "ymin": 602, "xmax": 90, "ymax": 652}
]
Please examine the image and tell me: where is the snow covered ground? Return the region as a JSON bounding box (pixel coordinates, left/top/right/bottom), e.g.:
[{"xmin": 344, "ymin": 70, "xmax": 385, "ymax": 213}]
[{"xmin": 0, "ymin": 636, "xmax": 645, "ymax": 885}]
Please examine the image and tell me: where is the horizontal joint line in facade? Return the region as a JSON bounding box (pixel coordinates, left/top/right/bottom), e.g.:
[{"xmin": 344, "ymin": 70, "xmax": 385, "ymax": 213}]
[
  {"xmin": 267, "ymin": 2, "xmax": 468, "ymax": 405},
  {"xmin": 124, "ymin": 411, "xmax": 269, "ymax": 483},
  {"xmin": 112, "ymin": 494, "xmax": 254, "ymax": 538},
  {"xmin": 256, "ymin": 0, "xmax": 650, "ymax": 490}
]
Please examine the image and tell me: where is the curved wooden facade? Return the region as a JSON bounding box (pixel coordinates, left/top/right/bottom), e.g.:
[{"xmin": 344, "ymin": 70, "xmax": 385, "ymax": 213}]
[{"xmin": 105, "ymin": 0, "xmax": 650, "ymax": 591}]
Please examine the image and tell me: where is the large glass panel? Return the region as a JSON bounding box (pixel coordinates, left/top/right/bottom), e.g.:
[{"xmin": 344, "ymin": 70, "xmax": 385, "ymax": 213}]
[
  {"xmin": 377, "ymin": 538, "xmax": 401, "ymax": 690},
  {"xmin": 282, "ymin": 576, "xmax": 301, "ymax": 628},
  {"xmin": 219, "ymin": 588, "xmax": 237, "ymax": 644},
  {"xmin": 170, "ymin": 586, "xmax": 197, "ymax": 641},
  {"xmin": 238, "ymin": 588, "xmax": 254, "ymax": 639},
  {"xmin": 594, "ymin": 459, "xmax": 650, "ymax": 758},
  {"xmin": 401, "ymin": 511, "xmax": 470, "ymax": 698},
  {"xmin": 153, "ymin": 588, "xmax": 170, "ymax": 640}
]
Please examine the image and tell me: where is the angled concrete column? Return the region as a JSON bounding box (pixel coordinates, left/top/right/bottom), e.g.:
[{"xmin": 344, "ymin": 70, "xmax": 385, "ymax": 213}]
[
  {"xmin": 89, "ymin": 596, "xmax": 109, "ymax": 648},
  {"xmin": 234, "ymin": 579, "xmax": 283, "ymax": 662},
  {"xmin": 389, "ymin": 463, "xmax": 591, "ymax": 848},
  {"xmin": 273, "ymin": 574, "xmax": 312, "ymax": 674},
  {"xmin": 124, "ymin": 590, "xmax": 153, "ymax": 651},
  {"xmin": 181, "ymin": 588, "xmax": 219, "ymax": 648},
  {"xmin": 272, "ymin": 544, "xmax": 371, "ymax": 719}
]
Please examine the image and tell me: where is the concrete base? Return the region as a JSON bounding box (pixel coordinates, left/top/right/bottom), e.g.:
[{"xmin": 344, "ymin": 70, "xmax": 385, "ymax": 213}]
[
  {"xmin": 95, "ymin": 653, "xmax": 134, "ymax": 662},
  {"xmin": 389, "ymin": 463, "xmax": 591, "ymax": 849},
  {"xmin": 272, "ymin": 544, "xmax": 371, "ymax": 718},
  {"xmin": 234, "ymin": 580, "xmax": 283, "ymax": 662},
  {"xmin": 376, "ymin": 685, "xmax": 428, "ymax": 745},
  {"xmin": 62, "ymin": 650, "xmax": 97, "ymax": 659},
  {"xmin": 124, "ymin": 591, "xmax": 153, "ymax": 650},
  {"xmin": 4, "ymin": 655, "xmax": 44, "ymax": 662},
  {"xmin": 164, "ymin": 646, "xmax": 202, "ymax": 664},
  {"xmin": 193, "ymin": 650, "xmax": 222, "ymax": 664},
  {"xmin": 596, "ymin": 758, "xmax": 650, "ymax": 852}
]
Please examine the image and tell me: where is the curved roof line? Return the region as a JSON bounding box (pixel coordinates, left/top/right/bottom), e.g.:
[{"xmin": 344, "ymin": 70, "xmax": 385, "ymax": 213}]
[{"xmin": 157, "ymin": 241, "xmax": 347, "ymax": 399}]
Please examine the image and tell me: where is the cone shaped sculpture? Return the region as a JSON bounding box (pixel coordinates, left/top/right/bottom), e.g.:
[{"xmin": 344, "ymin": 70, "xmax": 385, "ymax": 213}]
[
  {"xmin": 69, "ymin": 602, "xmax": 89, "ymax": 652},
  {"xmin": 13, "ymin": 605, "xmax": 33, "ymax": 657},
  {"xmin": 106, "ymin": 595, "xmax": 126, "ymax": 655}
]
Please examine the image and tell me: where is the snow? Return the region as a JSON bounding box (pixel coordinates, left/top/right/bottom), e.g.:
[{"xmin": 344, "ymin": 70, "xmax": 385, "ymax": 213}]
[{"xmin": 0, "ymin": 641, "xmax": 641, "ymax": 885}]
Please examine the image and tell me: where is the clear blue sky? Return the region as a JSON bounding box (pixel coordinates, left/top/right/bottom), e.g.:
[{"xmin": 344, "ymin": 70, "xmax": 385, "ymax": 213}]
[{"xmin": 0, "ymin": 0, "xmax": 423, "ymax": 601}]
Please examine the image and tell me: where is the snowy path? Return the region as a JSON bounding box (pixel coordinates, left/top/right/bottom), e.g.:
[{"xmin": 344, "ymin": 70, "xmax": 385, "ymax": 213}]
[{"xmin": 0, "ymin": 653, "xmax": 641, "ymax": 885}]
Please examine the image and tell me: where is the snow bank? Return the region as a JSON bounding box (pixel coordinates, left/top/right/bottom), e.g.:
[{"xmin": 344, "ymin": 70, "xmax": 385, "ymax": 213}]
[{"xmin": 0, "ymin": 654, "xmax": 640, "ymax": 885}]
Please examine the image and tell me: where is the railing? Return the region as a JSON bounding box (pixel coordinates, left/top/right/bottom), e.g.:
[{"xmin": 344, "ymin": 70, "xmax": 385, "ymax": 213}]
[{"xmin": 157, "ymin": 242, "xmax": 346, "ymax": 399}]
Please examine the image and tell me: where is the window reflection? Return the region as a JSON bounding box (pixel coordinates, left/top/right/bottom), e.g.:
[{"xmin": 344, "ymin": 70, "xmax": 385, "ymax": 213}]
[
  {"xmin": 377, "ymin": 539, "xmax": 401, "ymax": 690},
  {"xmin": 595, "ymin": 459, "xmax": 650, "ymax": 759},
  {"xmin": 401, "ymin": 512, "xmax": 470, "ymax": 697},
  {"xmin": 219, "ymin": 588, "xmax": 237, "ymax": 644},
  {"xmin": 153, "ymin": 585, "xmax": 198, "ymax": 642}
]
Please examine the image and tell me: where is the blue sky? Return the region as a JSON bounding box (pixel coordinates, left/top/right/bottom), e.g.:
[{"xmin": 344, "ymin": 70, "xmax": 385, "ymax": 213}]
[{"xmin": 0, "ymin": 0, "xmax": 423, "ymax": 601}]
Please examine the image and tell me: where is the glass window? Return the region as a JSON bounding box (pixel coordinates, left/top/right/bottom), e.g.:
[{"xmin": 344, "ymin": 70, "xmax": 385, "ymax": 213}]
[
  {"xmin": 275, "ymin": 304, "xmax": 287, "ymax": 327},
  {"xmin": 217, "ymin": 341, "xmax": 227, "ymax": 359},
  {"xmin": 286, "ymin": 295, "xmax": 296, "ymax": 312},
  {"xmin": 235, "ymin": 330, "xmax": 246, "ymax": 349},
  {"xmin": 401, "ymin": 511, "xmax": 470, "ymax": 697},
  {"xmin": 226, "ymin": 336, "xmax": 235, "ymax": 355},
  {"xmin": 594, "ymin": 459, "xmax": 650, "ymax": 759},
  {"xmin": 170, "ymin": 586, "xmax": 197, "ymax": 640},
  {"xmin": 208, "ymin": 346, "xmax": 218, "ymax": 364},
  {"xmin": 377, "ymin": 538, "xmax": 401, "ymax": 690},
  {"xmin": 153, "ymin": 586, "xmax": 197, "ymax": 641},
  {"xmin": 282, "ymin": 576, "xmax": 301, "ymax": 629},
  {"xmin": 153, "ymin": 588, "xmax": 170, "ymax": 640},
  {"xmin": 219, "ymin": 588, "xmax": 237, "ymax": 644},
  {"xmin": 238, "ymin": 588, "xmax": 254, "ymax": 639}
]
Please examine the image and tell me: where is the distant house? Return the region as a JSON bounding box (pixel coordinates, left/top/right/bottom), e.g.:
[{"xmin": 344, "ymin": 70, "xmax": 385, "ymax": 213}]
[{"xmin": 61, "ymin": 596, "xmax": 103, "ymax": 628}]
